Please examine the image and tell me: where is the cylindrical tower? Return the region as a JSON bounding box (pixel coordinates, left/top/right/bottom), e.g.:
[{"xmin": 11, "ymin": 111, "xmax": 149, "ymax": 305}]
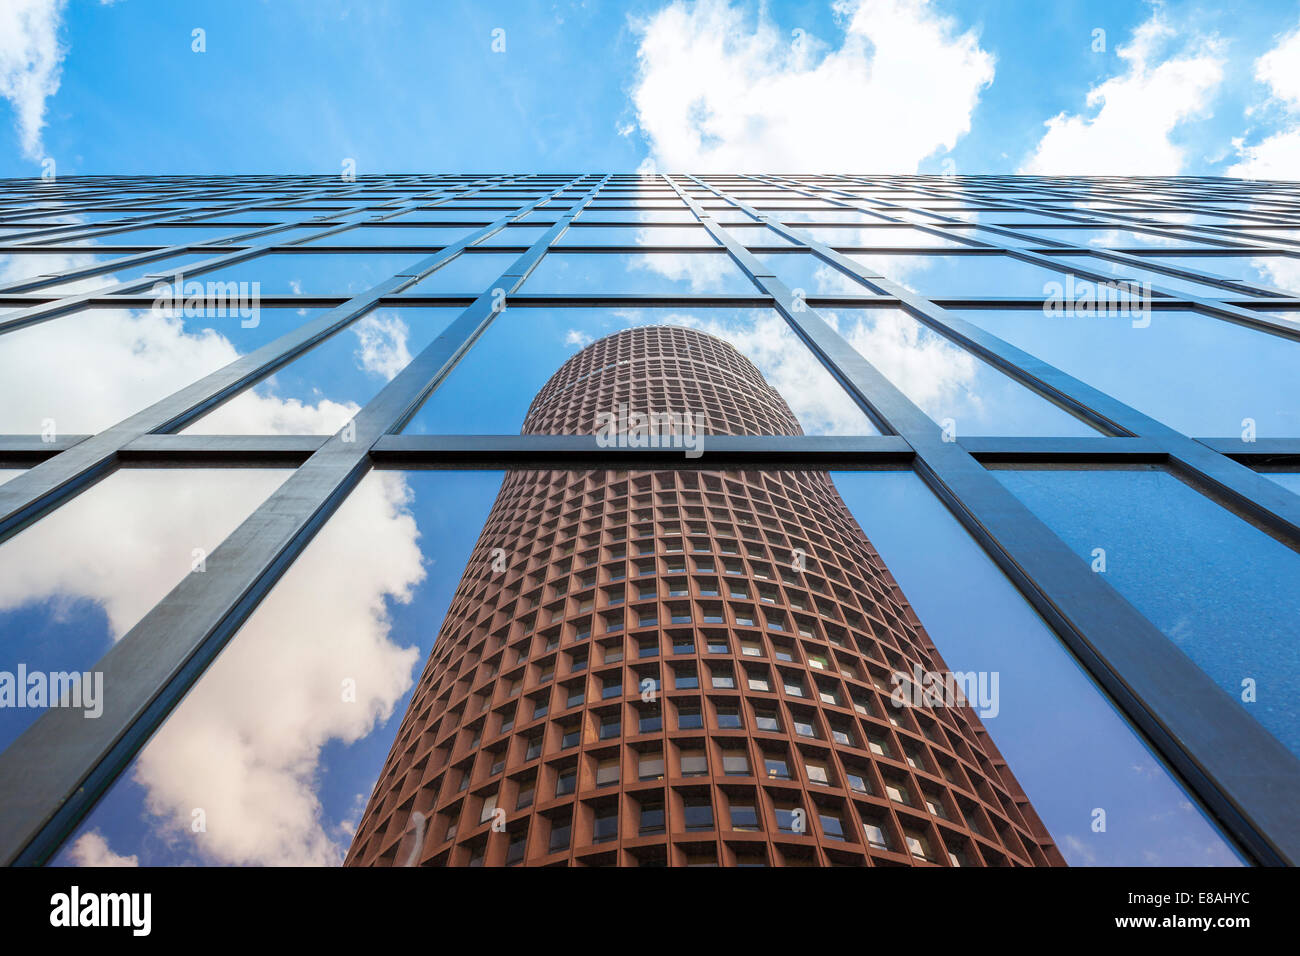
[{"xmin": 346, "ymin": 326, "xmax": 1063, "ymax": 867}]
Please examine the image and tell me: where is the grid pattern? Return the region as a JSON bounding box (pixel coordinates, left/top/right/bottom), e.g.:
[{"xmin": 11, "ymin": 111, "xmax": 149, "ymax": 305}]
[
  {"xmin": 522, "ymin": 325, "xmax": 802, "ymax": 436},
  {"xmin": 0, "ymin": 173, "xmax": 1297, "ymax": 867},
  {"xmin": 346, "ymin": 327, "xmax": 1062, "ymax": 866}
]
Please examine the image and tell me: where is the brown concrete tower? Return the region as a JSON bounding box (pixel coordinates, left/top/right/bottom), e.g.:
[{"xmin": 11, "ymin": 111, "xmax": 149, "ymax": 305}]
[{"xmin": 346, "ymin": 326, "xmax": 1064, "ymax": 867}]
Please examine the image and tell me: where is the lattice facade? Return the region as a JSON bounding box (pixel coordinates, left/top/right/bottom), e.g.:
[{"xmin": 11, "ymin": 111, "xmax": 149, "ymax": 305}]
[{"xmin": 345, "ymin": 327, "xmax": 1064, "ymax": 866}]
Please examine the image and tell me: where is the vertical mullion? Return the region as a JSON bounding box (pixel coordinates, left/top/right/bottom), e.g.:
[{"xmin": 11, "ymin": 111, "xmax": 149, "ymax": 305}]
[
  {"xmin": 0, "ymin": 175, "xmax": 609, "ymax": 866},
  {"xmin": 672, "ymin": 175, "xmax": 1300, "ymax": 867}
]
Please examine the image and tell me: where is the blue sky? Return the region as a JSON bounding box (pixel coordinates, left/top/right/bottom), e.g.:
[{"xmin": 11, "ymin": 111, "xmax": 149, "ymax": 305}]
[
  {"xmin": 3, "ymin": 0, "xmax": 1300, "ymax": 177},
  {"xmin": 2, "ymin": 0, "xmax": 1296, "ymax": 869},
  {"xmin": 38, "ymin": 468, "xmax": 1241, "ymax": 866}
]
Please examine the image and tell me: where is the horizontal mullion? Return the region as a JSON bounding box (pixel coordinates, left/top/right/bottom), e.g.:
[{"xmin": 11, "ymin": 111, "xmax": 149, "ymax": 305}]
[
  {"xmin": 959, "ymin": 436, "xmax": 1166, "ymax": 462},
  {"xmin": 369, "ymin": 433, "xmax": 915, "ymax": 468},
  {"xmin": 118, "ymin": 434, "xmax": 329, "ymax": 465}
]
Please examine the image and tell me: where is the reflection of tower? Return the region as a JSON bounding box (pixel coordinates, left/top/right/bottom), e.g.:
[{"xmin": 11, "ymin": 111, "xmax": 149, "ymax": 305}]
[{"xmin": 346, "ymin": 326, "xmax": 1063, "ymax": 867}]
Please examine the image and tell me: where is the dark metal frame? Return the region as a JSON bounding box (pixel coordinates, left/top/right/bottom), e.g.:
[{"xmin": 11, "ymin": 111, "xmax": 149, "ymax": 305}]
[{"xmin": 0, "ymin": 173, "xmax": 1297, "ymax": 866}]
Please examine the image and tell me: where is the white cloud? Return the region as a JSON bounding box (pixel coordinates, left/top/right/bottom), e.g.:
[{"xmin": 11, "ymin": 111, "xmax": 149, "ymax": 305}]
[
  {"xmin": 1228, "ymin": 128, "xmax": 1300, "ymax": 180},
  {"xmin": 0, "ymin": 250, "xmax": 362, "ymax": 436},
  {"xmin": 17, "ymin": 470, "xmax": 425, "ymax": 867},
  {"xmin": 181, "ymin": 389, "xmax": 359, "ymax": 435},
  {"xmin": 66, "ymin": 831, "xmax": 139, "ymax": 867},
  {"xmin": 564, "ymin": 328, "xmax": 594, "ymax": 348},
  {"xmin": 0, "ymin": 0, "xmax": 66, "ymax": 161},
  {"xmin": 0, "ymin": 252, "xmax": 360, "ymax": 437},
  {"xmin": 0, "ymin": 253, "xmax": 432, "ymax": 867},
  {"xmin": 1254, "ymin": 24, "xmax": 1300, "ymax": 109},
  {"xmin": 829, "ymin": 308, "xmax": 981, "ymax": 418},
  {"xmin": 0, "ymin": 469, "xmax": 290, "ymax": 641},
  {"xmin": 130, "ymin": 470, "xmax": 425, "ymax": 866},
  {"xmin": 1228, "ymin": 23, "xmax": 1300, "ymax": 180},
  {"xmin": 628, "ymin": 0, "xmax": 994, "ymax": 172},
  {"xmin": 1, "ymin": 250, "xmax": 98, "ymax": 288},
  {"xmin": 351, "ymin": 311, "xmax": 412, "ymax": 381},
  {"xmin": 629, "ymin": 249, "xmax": 738, "ymax": 290},
  {"xmin": 0, "ymin": 389, "xmax": 424, "ymax": 867},
  {"xmin": 651, "ymin": 309, "xmax": 875, "ymax": 433},
  {"xmin": 0, "ymin": 305, "xmax": 249, "ymax": 434},
  {"xmin": 1252, "ymin": 255, "xmax": 1300, "ymax": 295},
  {"xmin": 1019, "ymin": 10, "xmax": 1225, "ymax": 175}
]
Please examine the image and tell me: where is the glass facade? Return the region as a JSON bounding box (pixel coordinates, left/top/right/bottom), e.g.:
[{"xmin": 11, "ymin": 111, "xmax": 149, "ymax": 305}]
[{"xmin": 0, "ymin": 173, "xmax": 1296, "ymax": 867}]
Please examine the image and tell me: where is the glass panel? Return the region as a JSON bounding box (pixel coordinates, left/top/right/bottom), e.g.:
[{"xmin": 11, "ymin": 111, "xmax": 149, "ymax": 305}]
[
  {"xmin": 302, "ymin": 225, "xmax": 480, "ymax": 247},
  {"xmin": 774, "ymin": 209, "xmax": 886, "ymax": 224},
  {"xmin": 949, "ymin": 308, "xmax": 1300, "ymax": 437},
  {"xmin": 3, "ymin": 250, "xmax": 210, "ymax": 294},
  {"xmin": 0, "ymin": 467, "xmax": 291, "ymax": 751},
  {"xmin": 170, "ymin": 251, "xmax": 427, "ymax": 297},
  {"xmin": 942, "ymin": 226, "xmax": 1072, "ymax": 249},
  {"xmin": 1010, "ymin": 226, "xmax": 1224, "ymax": 250},
  {"xmin": 754, "ymin": 252, "xmax": 873, "ymax": 295},
  {"xmin": 79, "ymin": 225, "xmax": 282, "ymax": 247},
  {"xmin": 726, "ymin": 224, "xmax": 796, "ymax": 247},
  {"xmin": 51, "ymin": 469, "xmax": 503, "ymax": 866},
  {"xmin": 576, "ymin": 208, "xmax": 698, "ymax": 224},
  {"xmin": 194, "ymin": 211, "xmax": 340, "ymax": 224},
  {"xmin": 1263, "ymin": 473, "xmax": 1300, "ymax": 496},
  {"xmin": 847, "ymin": 251, "xmax": 1141, "ymax": 299},
  {"xmin": 823, "ymin": 307, "xmax": 1097, "ymax": 436},
  {"xmin": 181, "ymin": 307, "xmax": 459, "ymax": 434},
  {"xmin": 783, "ymin": 225, "xmax": 967, "ymax": 248},
  {"xmin": 0, "ymin": 305, "xmax": 323, "ymax": 434},
  {"xmin": 556, "ymin": 226, "xmax": 718, "ymax": 247},
  {"xmin": 992, "ymin": 465, "xmax": 1300, "ymax": 756},
  {"xmin": 1051, "ymin": 253, "xmax": 1244, "ymax": 299},
  {"xmin": 1144, "ymin": 254, "xmax": 1300, "ymax": 296},
  {"xmin": 402, "ymin": 307, "xmax": 878, "ymax": 436},
  {"xmin": 473, "ymin": 225, "xmax": 553, "ymax": 247},
  {"xmin": 404, "ymin": 251, "xmax": 516, "ymax": 294},
  {"xmin": 522, "ymin": 252, "xmax": 759, "ymax": 295},
  {"xmin": 388, "ymin": 209, "xmax": 495, "ymax": 224},
  {"xmin": 833, "ymin": 469, "xmax": 1242, "ymax": 865}
]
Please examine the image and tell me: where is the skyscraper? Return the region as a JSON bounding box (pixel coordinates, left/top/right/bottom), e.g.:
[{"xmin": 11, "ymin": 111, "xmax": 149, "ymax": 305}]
[
  {"xmin": 345, "ymin": 325, "xmax": 1064, "ymax": 866},
  {"xmin": 0, "ymin": 174, "xmax": 1291, "ymax": 869}
]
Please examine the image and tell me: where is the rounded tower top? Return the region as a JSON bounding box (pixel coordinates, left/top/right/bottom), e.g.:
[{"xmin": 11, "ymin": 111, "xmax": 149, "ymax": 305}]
[{"xmin": 522, "ymin": 325, "xmax": 804, "ymax": 437}]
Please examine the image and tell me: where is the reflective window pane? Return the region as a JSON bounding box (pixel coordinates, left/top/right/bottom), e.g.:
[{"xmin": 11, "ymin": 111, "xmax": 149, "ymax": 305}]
[
  {"xmin": 993, "ymin": 465, "xmax": 1300, "ymax": 756},
  {"xmin": 175, "ymin": 251, "xmax": 427, "ymax": 297},
  {"xmin": 847, "ymin": 252, "xmax": 1139, "ymax": 300},
  {"xmin": 182, "ymin": 307, "xmax": 459, "ymax": 434},
  {"xmin": 824, "ymin": 307, "xmax": 1097, "ymax": 436},
  {"xmin": 403, "ymin": 307, "xmax": 878, "ymax": 436},
  {"xmin": 1144, "ymin": 254, "xmax": 1300, "ymax": 296},
  {"xmin": 834, "ymin": 469, "xmax": 1242, "ymax": 865},
  {"xmin": 1051, "ymin": 253, "xmax": 1245, "ymax": 299},
  {"xmin": 302, "ymin": 225, "xmax": 480, "ymax": 247},
  {"xmin": 949, "ymin": 308, "xmax": 1300, "ymax": 437},
  {"xmin": 51, "ymin": 469, "xmax": 503, "ymax": 866},
  {"xmin": 1263, "ymin": 473, "xmax": 1300, "ymax": 496},
  {"xmin": 0, "ymin": 306, "xmax": 323, "ymax": 434},
  {"xmin": 405, "ymin": 251, "xmax": 516, "ymax": 294},
  {"xmin": 3, "ymin": 250, "xmax": 211, "ymax": 295},
  {"xmin": 0, "ymin": 468, "xmax": 291, "ymax": 751},
  {"xmin": 522, "ymin": 252, "xmax": 759, "ymax": 295}
]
